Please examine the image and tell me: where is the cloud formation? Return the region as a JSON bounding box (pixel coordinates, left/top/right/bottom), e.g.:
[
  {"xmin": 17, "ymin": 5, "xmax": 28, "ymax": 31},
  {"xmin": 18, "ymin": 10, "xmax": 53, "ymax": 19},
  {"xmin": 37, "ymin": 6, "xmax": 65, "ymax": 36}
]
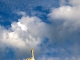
[
  {"xmin": 43, "ymin": 0, "xmax": 80, "ymax": 60},
  {"xmin": 0, "ymin": 0, "xmax": 80, "ymax": 60},
  {"xmin": 0, "ymin": 15, "xmax": 48, "ymax": 59}
]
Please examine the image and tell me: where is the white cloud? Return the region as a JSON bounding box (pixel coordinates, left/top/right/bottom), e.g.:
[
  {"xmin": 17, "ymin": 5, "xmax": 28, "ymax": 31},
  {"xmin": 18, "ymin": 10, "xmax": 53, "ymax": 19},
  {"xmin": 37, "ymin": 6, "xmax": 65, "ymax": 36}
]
[
  {"xmin": 48, "ymin": 3, "xmax": 80, "ymax": 31},
  {"xmin": 48, "ymin": 6, "xmax": 73, "ymax": 20},
  {"xmin": 16, "ymin": 11, "xmax": 26, "ymax": 16},
  {"xmin": 37, "ymin": 56, "xmax": 60, "ymax": 60},
  {"xmin": 42, "ymin": 1, "xmax": 80, "ymax": 60},
  {"xmin": 69, "ymin": 0, "xmax": 80, "ymax": 7},
  {"xmin": 48, "ymin": 6, "xmax": 80, "ymax": 20},
  {"xmin": 0, "ymin": 15, "xmax": 48, "ymax": 58},
  {"xmin": 17, "ymin": 22, "xmax": 27, "ymax": 31},
  {"xmin": 59, "ymin": 0, "xmax": 67, "ymax": 6},
  {"xmin": 37, "ymin": 56, "xmax": 80, "ymax": 60},
  {"xmin": 1, "ymin": 0, "xmax": 80, "ymax": 59},
  {"xmin": 60, "ymin": 0, "xmax": 80, "ymax": 7}
]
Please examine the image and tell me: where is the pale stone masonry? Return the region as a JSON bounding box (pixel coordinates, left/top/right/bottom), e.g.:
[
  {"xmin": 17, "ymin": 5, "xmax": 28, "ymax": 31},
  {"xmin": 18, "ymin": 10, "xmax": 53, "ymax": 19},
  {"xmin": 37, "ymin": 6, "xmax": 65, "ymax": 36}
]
[
  {"xmin": 18, "ymin": 48, "xmax": 35, "ymax": 60},
  {"xmin": 26, "ymin": 48, "xmax": 35, "ymax": 60}
]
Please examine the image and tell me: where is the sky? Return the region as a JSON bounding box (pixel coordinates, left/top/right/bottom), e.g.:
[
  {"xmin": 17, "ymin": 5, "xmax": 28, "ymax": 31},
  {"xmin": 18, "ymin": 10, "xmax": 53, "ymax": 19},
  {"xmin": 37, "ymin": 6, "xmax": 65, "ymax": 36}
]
[{"xmin": 0, "ymin": 0, "xmax": 80, "ymax": 60}]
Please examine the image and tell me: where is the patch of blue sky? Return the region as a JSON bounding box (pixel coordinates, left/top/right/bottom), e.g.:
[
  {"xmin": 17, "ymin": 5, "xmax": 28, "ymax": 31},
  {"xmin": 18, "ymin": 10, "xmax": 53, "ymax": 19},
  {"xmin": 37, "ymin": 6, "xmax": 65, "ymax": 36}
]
[
  {"xmin": 0, "ymin": 0, "xmax": 60, "ymax": 29},
  {"xmin": 0, "ymin": 12, "xmax": 22, "ymax": 29},
  {"xmin": 33, "ymin": 6, "xmax": 51, "ymax": 24},
  {"xmin": 0, "ymin": 47, "xmax": 16, "ymax": 60}
]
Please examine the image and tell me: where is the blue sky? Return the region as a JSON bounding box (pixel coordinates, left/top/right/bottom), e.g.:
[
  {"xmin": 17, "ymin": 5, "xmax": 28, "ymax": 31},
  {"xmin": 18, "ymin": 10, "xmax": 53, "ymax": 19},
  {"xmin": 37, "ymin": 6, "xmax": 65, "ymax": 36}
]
[{"xmin": 0, "ymin": 0, "xmax": 80, "ymax": 60}]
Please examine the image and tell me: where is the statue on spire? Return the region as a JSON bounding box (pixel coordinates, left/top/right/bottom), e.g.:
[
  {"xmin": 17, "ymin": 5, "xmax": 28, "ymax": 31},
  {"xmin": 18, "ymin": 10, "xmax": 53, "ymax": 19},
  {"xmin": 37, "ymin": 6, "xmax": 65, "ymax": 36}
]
[
  {"xmin": 26, "ymin": 48, "xmax": 35, "ymax": 60},
  {"xmin": 18, "ymin": 48, "xmax": 35, "ymax": 60}
]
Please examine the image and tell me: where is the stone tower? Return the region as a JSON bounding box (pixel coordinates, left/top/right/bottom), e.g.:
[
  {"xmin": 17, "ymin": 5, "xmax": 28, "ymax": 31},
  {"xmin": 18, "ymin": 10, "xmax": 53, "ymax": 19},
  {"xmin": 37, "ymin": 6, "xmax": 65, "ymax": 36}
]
[
  {"xmin": 26, "ymin": 48, "xmax": 35, "ymax": 60},
  {"xmin": 18, "ymin": 48, "xmax": 35, "ymax": 60}
]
